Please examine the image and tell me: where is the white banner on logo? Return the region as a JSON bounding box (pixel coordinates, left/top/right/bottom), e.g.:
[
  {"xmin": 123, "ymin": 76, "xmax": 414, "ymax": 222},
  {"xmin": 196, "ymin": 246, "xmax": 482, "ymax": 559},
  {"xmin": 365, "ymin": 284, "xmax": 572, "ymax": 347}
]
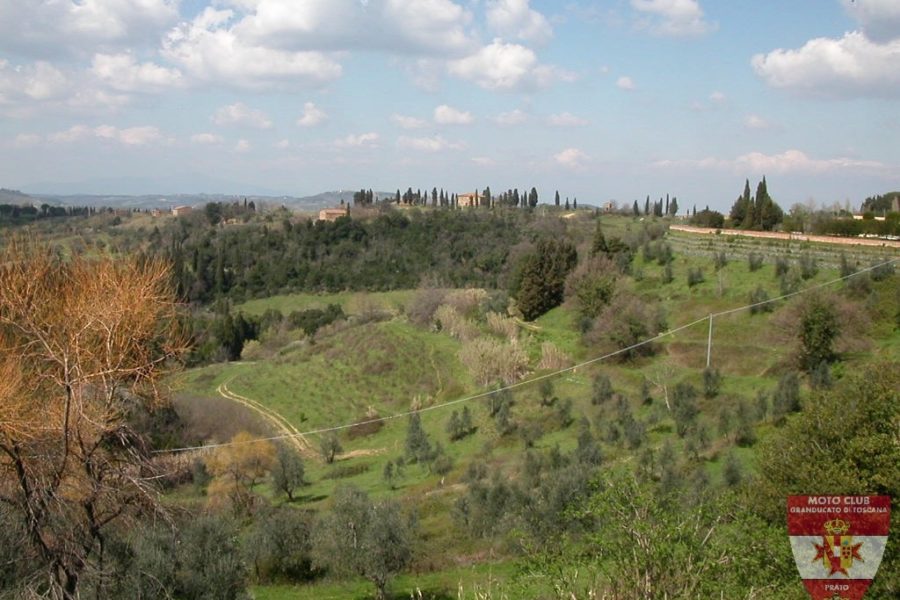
[{"xmin": 789, "ymin": 535, "xmax": 888, "ymax": 580}]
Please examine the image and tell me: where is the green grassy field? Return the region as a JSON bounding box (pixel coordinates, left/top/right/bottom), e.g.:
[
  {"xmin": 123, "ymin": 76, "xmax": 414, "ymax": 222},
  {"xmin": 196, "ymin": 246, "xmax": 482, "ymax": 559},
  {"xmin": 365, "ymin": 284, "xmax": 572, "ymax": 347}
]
[{"xmin": 234, "ymin": 290, "xmax": 416, "ymax": 316}]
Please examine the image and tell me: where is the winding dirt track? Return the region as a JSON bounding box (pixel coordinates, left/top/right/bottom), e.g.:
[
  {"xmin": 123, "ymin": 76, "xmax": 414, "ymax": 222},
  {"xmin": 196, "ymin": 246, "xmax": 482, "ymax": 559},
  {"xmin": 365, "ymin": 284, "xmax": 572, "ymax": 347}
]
[{"xmin": 216, "ymin": 383, "xmax": 314, "ymax": 458}]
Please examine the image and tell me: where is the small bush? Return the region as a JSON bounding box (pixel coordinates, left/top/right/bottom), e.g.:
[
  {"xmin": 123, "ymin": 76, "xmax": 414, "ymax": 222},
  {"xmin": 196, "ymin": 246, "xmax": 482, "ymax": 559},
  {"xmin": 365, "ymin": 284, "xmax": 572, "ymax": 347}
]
[
  {"xmin": 703, "ymin": 367, "xmax": 722, "ymax": 398},
  {"xmin": 748, "ymin": 252, "xmax": 764, "ymax": 272},
  {"xmin": 839, "ymin": 252, "xmax": 856, "ymax": 278},
  {"xmin": 713, "ymin": 251, "xmax": 728, "ymax": 271},
  {"xmin": 870, "ymin": 260, "xmax": 895, "ymax": 282},
  {"xmin": 774, "ymin": 256, "xmax": 789, "ymax": 277},
  {"xmin": 687, "ymin": 268, "xmax": 705, "ymax": 287},
  {"xmin": 749, "ymin": 286, "xmax": 774, "ymax": 314},
  {"xmin": 661, "ymin": 262, "xmax": 673, "ymax": 284},
  {"xmin": 779, "ymin": 269, "xmax": 801, "ymax": 296},
  {"xmin": 799, "ymin": 253, "xmax": 818, "ymax": 280}
]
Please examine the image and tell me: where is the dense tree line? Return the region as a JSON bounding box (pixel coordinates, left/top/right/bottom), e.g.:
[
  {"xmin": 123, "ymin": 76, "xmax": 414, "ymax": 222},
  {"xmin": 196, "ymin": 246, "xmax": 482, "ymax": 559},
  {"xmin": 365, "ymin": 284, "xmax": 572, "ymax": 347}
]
[
  {"xmin": 0, "ymin": 203, "xmax": 105, "ymax": 226},
  {"xmin": 861, "ymin": 191, "xmax": 900, "ymax": 213},
  {"xmin": 161, "ymin": 209, "xmax": 524, "ymax": 304}
]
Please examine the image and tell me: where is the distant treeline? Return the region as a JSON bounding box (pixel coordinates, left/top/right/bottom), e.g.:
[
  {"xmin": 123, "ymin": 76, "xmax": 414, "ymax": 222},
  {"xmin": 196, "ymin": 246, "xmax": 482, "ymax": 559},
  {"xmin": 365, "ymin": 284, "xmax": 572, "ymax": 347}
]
[
  {"xmin": 0, "ymin": 203, "xmax": 101, "ymax": 225},
  {"xmin": 160, "ymin": 208, "xmax": 524, "ymax": 304}
]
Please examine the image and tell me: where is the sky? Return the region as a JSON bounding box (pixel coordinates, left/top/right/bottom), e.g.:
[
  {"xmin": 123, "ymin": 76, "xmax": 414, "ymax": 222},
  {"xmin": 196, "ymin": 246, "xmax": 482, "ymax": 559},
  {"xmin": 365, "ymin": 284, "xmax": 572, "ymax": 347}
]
[{"xmin": 0, "ymin": 0, "xmax": 899, "ymax": 212}]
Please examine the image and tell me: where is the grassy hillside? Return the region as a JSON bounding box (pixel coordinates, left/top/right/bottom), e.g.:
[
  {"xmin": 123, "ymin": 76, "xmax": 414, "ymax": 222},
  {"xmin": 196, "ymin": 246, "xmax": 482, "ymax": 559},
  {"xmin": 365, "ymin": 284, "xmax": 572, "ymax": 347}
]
[{"xmin": 168, "ymin": 215, "xmax": 898, "ymax": 598}]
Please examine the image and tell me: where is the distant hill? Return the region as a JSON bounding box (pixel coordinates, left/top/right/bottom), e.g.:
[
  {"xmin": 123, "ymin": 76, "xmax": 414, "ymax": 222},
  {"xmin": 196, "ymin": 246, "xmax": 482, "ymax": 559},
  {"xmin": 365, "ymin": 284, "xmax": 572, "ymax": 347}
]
[
  {"xmin": 14, "ymin": 190, "xmax": 396, "ymax": 211},
  {"xmin": 30, "ymin": 193, "xmax": 309, "ymax": 211},
  {"xmin": 0, "ymin": 188, "xmax": 37, "ymax": 206}
]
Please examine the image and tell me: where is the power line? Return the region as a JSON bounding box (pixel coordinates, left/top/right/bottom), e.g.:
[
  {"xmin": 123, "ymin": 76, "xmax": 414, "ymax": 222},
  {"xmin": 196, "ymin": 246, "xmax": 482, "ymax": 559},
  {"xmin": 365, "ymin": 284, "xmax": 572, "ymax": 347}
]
[{"xmin": 153, "ymin": 256, "xmax": 898, "ymax": 455}]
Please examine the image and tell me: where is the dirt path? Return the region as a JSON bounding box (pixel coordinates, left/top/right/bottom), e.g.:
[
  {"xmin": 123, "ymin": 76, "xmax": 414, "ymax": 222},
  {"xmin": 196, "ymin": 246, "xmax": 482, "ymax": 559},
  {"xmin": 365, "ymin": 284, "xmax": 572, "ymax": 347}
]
[
  {"xmin": 216, "ymin": 383, "xmax": 314, "ymax": 458},
  {"xmin": 669, "ymin": 224, "xmax": 900, "ymax": 249}
]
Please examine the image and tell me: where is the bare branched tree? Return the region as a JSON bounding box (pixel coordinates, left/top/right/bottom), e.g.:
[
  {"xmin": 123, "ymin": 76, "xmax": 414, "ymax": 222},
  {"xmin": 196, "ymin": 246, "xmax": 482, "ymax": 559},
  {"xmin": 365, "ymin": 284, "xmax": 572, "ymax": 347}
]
[{"xmin": 0, "ymin": 240, "xmax": 185, "ymax": 599}]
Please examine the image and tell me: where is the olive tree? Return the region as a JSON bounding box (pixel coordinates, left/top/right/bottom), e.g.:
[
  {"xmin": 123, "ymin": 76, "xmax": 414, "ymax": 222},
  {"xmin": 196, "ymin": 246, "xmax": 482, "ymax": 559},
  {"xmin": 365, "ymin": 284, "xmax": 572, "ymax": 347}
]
[{"xmin": 312, "ymin": 486, "xmax": 414, "ymax": 600}]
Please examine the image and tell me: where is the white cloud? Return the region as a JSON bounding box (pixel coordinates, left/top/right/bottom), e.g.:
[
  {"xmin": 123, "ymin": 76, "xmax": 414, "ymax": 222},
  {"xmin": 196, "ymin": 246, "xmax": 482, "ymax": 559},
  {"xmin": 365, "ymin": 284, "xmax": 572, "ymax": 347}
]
[
  {"xmin": 653, "ymin": 149, "xmax": 887, "ymax": 174},
  {"xmin": 616, "ymin": 75, "xmax": 635, "ymax": 90},
  {"xmin": 752, "ymin": 31, "xmax": 900, "ymax": 98},
  {"xmin": 232, "ymin": 0, "xmax": 474, "ymax": 56},
  {"xmin": 234, "ymin": 138, "xmax": 251, "ymax": 152},
  {"xmin": 495, "ymin": 109, "xmax": 528, "ymax": 125},
  {"xmin": 486, "ymin": 0, "xmax": 553, "ymax": 44},
  {"xmin": 47, "ymin": 124, "xmax": 164, "ymax": 146},
  {"xmin": 13, "ymin": 133, "xmax": 42, "ymax": 147},
  {"xmin": 162, "ymin": 7, "xmax": 342, "ymax": 90},
  {"xmin": 391, "ymin": 114, "xmax": 428, "ymax": 129},
  {"xmin": 212, "ymin": 102, "xmax": 273, "ymax": 129},
  {"xmin": 91, "ymin": 53, "xmax": 182, "ymax": 93},
  {"xmin": 448, "ymin": 39, "xmax": 572, "ymax": 91},
  {"xmin": 548, "ymin": 112, "xmax": 588, "ymax": 126},
  {"xmin": 471, "ymin": 156, "xmax": 496, "ymax": 166},
  {"xmin": 109, "ymin": 125, "xmax": 164, "ymax": 146},
  {"xmin": 334, "ymin": 132, "xmax": 379, "ymax": 148},
  {"xmin": 709, "ymin": 90, "xmax": 726, "ymax": 103},
  {"xmin": 190, "ymin": 133, "xmax": 224, "ymax": 144},
  {"xmin": 743, "ymin": 114, "xmax": 772, "ymax": 130},
  {"xmin": 275, "ymin": 139, "xmax": 290, "ymax": 149},
  {"xmin": 734, "ymin": 150, "xmax": 884, "ymax": 175},
  {"xmin": 398, "ymin": 135, "xmax": 464, "ymax": 152},
  {"xmin": 554, "ymin": 147, "xmax": 589, "ymax": 169},
  {"xmin": 842, "ymin": 0, "xmax": 900, "ymax": 43},
  {"xmin": 0, "ymin": 0, "xmax": 179, "ymax": 57},
  {"xmin": 296, "ymin": 101, "xmax": 326, "ymax": 127},
  {"xmin": 0, "ymin": 60, "xmax": 69, "ymax": 102},
  {"xmin": 48, "ymin": 125, "xmax": 94, "ymax": 144},
  {"xmin": 434, "ymin": 104, "xmax": 474, "ymax": 125},
  {"xmin": 630, "ymin": 0, "xmax": 716, "ymax": 36}
]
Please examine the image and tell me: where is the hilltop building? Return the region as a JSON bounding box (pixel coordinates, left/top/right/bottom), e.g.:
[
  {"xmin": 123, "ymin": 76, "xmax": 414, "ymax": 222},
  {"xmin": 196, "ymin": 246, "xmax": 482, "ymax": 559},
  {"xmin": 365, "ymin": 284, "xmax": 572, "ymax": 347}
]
[{"xmin": 318, "ymin": 207, "xmax": 349, "ymax": 222}]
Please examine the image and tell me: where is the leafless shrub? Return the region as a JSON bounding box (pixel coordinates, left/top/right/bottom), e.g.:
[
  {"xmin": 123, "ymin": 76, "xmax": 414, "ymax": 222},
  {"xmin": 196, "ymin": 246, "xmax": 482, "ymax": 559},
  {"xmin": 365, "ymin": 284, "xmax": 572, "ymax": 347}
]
[
  {"xmin": 459, "ymin": 338, "xmax": 529, "ymax": 386},
  {"xmin": 537, "ymin": 341, "xmax": 573, "ymax": 370},
  {"xmin": 435, "ymin": 304, "xmax": 479, "ymax": 341},
  {"xmin": 408, "ymin": 288, "xmax": 449, "ymax": 326},
  {"xmin": 445, "ymin": 288, "xmax": 489, "ymax": 316},
  {"xmin": 486, "ymin": 311, "xmax": 519, "ymax": 340}
]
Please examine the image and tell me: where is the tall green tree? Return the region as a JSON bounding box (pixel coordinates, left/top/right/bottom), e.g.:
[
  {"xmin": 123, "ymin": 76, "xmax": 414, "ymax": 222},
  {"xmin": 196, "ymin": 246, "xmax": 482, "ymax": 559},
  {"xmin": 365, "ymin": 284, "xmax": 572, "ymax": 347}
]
[
  {"xmin": 797, "ymin": 293, "xmax": 840, "ymax": 371},
  {"xmin": 514, "ymin": 238, "xmax": 578, "ymax": 320},
  {"xmin": 405, "ymin": 412, "xmax": 434, "ymax": 463}
]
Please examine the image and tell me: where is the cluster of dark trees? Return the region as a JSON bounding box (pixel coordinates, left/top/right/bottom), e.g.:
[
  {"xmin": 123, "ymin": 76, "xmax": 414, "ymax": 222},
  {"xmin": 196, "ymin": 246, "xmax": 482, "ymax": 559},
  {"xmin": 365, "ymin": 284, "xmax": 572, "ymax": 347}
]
[
  {"xmin": 388, "ymin": 186, "xmax": 541, "ymax": 209},
  {"xmin": 510, "ymin": 238, "xmax": 578, "ymax": 320},
  {"xmin": 689, "ymin": 206, "xmax": 725, "ymax": 228},
  {"xmin": 861, "ymin": 191, "xmax": 900, "ymax": 214},
  {"xmin": 0, "ymin": 203, "xmax": 103, "ymax": 225},
  {"xmin": 631, "ymin": 194, "xmax": 679, "ymax": 218},
  {"xmin": 729, "ymin": 177, "xmax": 784, "ymax": 230},
  {"xmin": 188, "ymin": 303, "xmax": 346, "ymax": 364},
  {"xmin": 161, "ymin": 209, "xmax": 523, "ymax": 305},
  {"xmin": 202, "ymin": 199, "xmax": 256, "ymax": 225}
]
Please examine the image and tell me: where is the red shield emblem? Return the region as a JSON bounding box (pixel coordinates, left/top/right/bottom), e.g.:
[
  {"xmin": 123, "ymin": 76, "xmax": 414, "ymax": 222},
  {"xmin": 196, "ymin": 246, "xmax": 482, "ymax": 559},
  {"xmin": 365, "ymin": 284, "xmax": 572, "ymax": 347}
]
[{"xmin": 788, "ymin": 496, "xmax": 891, "ymax": 600}]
